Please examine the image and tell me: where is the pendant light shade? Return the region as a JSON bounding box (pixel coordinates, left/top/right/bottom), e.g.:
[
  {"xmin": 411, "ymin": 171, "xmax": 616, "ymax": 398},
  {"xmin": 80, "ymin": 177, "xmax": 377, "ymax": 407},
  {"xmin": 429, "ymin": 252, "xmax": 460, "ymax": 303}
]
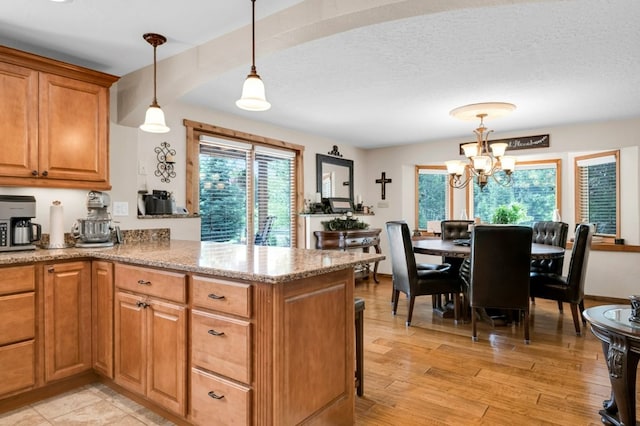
[
  {"xmin": 140, "ymin": 33, "xmax": 170, "ymax": 133},
  {"xmin": 237, "ymin": 0, "xmax": 271, "ymax": 111}
]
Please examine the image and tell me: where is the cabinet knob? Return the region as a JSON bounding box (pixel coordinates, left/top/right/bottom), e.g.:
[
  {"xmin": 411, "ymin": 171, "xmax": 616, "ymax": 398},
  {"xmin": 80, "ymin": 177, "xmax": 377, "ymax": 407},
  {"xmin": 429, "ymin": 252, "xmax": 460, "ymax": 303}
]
[
  {"xmin": 207, "ymin": 293, "xmax": 225, "ymax": 300},
  {"xmin": 41, "ymin": 170, "xmax": 48, "ymax": 177},
  {"xmin": 47, "ymin": 266, "xmax": 54, "ymax": 273},
  {"xmin": 32, "ymin": 170, "xmax": 38, "ymax": 176},
  {"xmin": 207, "ymin": 329, "xmax": 225, "ymax": 337},
  {"xmin": 207, "ymin": 391, "xmax": 225, "ymax": 400},
  {"xmin": 137, "ymin": 279, "xmax": 151, "ymax": 286},
  {"xmin": 136, "ymin": 301, "xmax": 149, "ymax": 309}
]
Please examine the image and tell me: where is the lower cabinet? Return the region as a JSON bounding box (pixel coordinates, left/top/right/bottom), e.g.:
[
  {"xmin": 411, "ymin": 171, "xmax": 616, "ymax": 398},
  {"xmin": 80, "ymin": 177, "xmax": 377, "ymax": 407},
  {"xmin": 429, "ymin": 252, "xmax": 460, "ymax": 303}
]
[
  {"xmin": 44, "ymin": 261, "xmax": 92, "ymax": 383},
  {"xmin": 0, "ymin": 265, "xmax": 36, "ymax": 397},
  {"xmin": 92, "ymin": 261, "xmax": 113, "ymax": 378},
  {"xmin": 114, "ymin": 264, "xmax": 187, "ymax": 416}
]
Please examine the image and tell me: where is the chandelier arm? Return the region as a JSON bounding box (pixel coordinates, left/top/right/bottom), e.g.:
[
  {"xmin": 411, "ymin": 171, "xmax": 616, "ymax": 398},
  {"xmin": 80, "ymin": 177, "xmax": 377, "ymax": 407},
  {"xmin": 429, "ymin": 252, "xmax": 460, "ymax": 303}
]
[
  {"xmin": 449, "ymin": 173, "xmax": 473, "ymax": 189},
  {"xmin": 490, "ymin": 171, "xmax": 514, "ymax": 187}
]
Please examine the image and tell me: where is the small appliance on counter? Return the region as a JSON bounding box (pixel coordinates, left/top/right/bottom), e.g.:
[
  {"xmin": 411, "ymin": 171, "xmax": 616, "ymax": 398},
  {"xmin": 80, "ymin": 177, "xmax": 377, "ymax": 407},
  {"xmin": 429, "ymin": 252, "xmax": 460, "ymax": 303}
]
[
  {"xmin": 72, "ymin": 190, "xmax": 115, "ymax": 248},
  {"xmin": 0, "ymin": 195, "xmax": 41, "ymax": 252},
  {"xmin": 143, "ymin": 190, "xmax": 173, "ymax": 215}
]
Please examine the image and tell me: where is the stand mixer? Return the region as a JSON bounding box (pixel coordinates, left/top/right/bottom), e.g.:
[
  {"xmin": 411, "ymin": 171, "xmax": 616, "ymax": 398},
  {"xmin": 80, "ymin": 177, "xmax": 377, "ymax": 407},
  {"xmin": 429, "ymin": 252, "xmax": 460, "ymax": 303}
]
[{"xmin": 72, "ymin": 191, "xmax": 114, "ymax": 248}]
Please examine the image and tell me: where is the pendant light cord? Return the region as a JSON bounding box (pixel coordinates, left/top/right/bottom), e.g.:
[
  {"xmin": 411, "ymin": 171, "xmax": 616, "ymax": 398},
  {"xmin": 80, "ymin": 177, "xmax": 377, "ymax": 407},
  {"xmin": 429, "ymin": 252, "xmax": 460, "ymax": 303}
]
[
  {"xmin": 152, "ymin": 42, "xmax": 158, "ymax": 106},
  {"xmin": 251, "ymin": 0, "xmax": 256, "ymax": 73}
]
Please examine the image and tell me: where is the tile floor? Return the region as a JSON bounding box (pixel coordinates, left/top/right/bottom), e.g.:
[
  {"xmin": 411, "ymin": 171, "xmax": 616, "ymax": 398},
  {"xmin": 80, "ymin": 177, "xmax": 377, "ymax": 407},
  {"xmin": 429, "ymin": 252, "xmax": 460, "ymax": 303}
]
[{"xmin": 0, "ymin": 383, "xmax": 175, "ymax": 425}]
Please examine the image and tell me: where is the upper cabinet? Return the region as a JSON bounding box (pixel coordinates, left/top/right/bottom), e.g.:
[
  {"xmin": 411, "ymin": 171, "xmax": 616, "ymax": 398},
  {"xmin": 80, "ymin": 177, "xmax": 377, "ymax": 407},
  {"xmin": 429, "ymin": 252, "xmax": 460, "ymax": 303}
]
[{"xmin": 0, "ymin": 46, "xmax": 119, "ymax": 189}]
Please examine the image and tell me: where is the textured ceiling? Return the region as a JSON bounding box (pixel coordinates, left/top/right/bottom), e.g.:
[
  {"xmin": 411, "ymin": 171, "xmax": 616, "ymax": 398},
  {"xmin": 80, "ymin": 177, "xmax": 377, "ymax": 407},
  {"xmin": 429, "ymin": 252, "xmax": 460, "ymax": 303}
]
[{"xmin": 1, "ymin": 0, "xmax": 639, "ymax": 148}]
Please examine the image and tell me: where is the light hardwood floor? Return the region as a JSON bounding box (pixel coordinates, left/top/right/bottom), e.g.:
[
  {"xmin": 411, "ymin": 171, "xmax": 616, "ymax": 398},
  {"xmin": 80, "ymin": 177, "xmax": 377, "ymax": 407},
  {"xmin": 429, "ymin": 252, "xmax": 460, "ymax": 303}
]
[
  {"xmin": 0, "ymin": 276, "xmax": 632, "ymax": 425},
  {"xmin": 354, "ymin": 276, "xmax": 630, "ymax": 425}
]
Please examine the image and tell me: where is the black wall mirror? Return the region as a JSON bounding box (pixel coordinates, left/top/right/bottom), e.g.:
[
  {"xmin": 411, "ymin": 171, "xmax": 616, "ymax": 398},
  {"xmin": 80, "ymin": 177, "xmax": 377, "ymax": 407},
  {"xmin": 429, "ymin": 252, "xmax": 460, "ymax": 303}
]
[{"xmin": 316, "ymin": 154, "xmax": 354, "ymax": 202}]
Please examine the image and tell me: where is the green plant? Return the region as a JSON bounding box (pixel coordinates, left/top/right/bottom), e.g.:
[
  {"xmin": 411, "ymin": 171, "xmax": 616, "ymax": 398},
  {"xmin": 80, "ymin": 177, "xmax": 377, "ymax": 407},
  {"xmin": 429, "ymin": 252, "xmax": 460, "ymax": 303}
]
[{"xmin": 492, "ymin": 203, "xmax": 529, "ymax": 224}]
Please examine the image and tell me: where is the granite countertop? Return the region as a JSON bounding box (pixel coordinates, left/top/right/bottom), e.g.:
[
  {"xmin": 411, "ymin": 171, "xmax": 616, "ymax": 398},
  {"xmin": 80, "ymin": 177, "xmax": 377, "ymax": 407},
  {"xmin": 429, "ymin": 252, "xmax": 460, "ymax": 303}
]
[{"xmin": 0, "ymin": 240, "xmax": 385, "ymax": 284}]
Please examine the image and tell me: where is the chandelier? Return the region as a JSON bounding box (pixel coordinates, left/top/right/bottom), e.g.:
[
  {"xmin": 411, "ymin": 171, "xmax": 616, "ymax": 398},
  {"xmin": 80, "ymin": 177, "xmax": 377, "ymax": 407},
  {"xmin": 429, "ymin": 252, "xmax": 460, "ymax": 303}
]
[{"xmin": 445, "ymin": 102, "xmax": 516, "ymax": 190}]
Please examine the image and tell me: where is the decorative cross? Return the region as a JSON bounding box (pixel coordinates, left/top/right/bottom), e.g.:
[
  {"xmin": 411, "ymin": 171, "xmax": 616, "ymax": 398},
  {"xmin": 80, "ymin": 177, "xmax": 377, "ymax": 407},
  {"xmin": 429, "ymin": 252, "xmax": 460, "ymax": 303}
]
[{"xmin": 375, "ymin": 172, "xmax": 392, "ymax": 200}]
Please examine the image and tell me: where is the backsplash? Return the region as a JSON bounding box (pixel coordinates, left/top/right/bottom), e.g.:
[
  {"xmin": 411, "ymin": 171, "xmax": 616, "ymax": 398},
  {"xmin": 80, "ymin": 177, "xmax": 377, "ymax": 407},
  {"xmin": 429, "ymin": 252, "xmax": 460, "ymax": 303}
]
[{"xmin": 39, "ymin": 228, "xmax": 171, "ymax": 247}]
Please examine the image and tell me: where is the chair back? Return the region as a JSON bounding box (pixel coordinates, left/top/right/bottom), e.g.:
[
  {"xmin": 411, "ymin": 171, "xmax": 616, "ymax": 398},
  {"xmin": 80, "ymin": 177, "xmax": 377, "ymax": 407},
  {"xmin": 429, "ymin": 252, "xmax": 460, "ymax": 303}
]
[
  {"xmin": 386, "ymin": 221, "xmax": 418, "ymax": 296},
  {"xmin": 441, "ymin": 220, "xmax": 474, "ymax": 241},
  {"xmin": 531, "ymin": 221, "xmax": 569, "ymax": 274},
  {"xmin": 469, "ymin": 225, "xmax": 533, "ymax": 310},
  {"xmin": 254, "ymin": 215, "xmax": 275, "ymax": 245},
  {"xmin": 564, "ymin": 223, "xmax": 595, "ymax": 303},
  {"xmin": 441, "ymin": 220, "xmax": 474, "ymax": 271}
]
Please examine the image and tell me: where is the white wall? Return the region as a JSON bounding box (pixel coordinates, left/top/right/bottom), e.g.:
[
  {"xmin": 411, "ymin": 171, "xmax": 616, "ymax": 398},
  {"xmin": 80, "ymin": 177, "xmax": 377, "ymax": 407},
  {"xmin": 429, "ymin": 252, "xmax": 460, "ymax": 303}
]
[{"xmin": 360, "ymin": 117, "xmax": 640, "ymax": 299}]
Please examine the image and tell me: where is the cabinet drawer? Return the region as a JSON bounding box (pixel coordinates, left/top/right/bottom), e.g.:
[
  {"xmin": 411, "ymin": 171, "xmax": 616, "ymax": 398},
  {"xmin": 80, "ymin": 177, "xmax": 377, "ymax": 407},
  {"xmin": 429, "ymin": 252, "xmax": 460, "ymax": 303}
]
[
  {"xmin": 192, "ymin": 276, "xmax": 251, "ymax": 318},
  {"xmin": 115, "ymin": 263, "xmax": 186, "ymax": 303},
  {"xmin": 192, "ymin": 310, "xmax": 251, "ymax": 384},
  {"xmin": 0, "ymin": 292, "xmax": 35, "ymax": 346},
  {"xmin": 0, "ymin": 265, "xmax": 35, "ymax": 296},
  {"xmin": 0, "ymin": 340, "xmax": 35, "ymax": 396},
  {"xmin": 190, "ymin": 368, "xmax": 251, "ymax": 426},
  {"xmin": 345, "ymin": 236, "xmax": 379, "ymax": 247}
]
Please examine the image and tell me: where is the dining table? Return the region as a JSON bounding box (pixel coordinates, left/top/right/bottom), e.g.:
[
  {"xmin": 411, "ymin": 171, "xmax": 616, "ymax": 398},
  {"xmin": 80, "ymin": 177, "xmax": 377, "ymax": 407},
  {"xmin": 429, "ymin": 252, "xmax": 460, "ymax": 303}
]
[
  {"xmin": 412, "ymin": 238, "xmax": 566, "ymax": 319},
  {"xmin": 412, "ymin": 238, "xmax": 566, "ymax": 259}
]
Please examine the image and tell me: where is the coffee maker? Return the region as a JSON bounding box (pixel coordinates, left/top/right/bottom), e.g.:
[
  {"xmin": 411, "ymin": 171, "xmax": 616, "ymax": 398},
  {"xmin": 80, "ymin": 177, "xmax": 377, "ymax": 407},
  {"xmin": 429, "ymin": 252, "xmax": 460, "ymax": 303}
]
[
  {"xmin": 0, "ymin": 195, "xmax": 41, "ymax": 252},
  {"xmin": 72, "ymin": 191, "xmax": 114, "ymax": 248}
]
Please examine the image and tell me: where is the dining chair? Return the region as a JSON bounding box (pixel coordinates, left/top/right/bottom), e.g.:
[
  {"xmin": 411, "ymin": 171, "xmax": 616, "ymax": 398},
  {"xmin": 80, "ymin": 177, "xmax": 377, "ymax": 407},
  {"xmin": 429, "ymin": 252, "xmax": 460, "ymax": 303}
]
[
  {"xmin": 439, "ymin": 220, "xmax": 474, "ymax": 312},
  {"xmin": 529, "ymin": 223, "xmax": 595, "ymax": 336},
  {"xmin": 463, "ymin": 225, "xmax": 533, "ymax": 343},
  {"xmin": 530, "ymin": 221, "xmax": 569, "ymax": 275},
  {"xmin": 386, "ymin": 221, "xmax": 461, "ymax": 325}
]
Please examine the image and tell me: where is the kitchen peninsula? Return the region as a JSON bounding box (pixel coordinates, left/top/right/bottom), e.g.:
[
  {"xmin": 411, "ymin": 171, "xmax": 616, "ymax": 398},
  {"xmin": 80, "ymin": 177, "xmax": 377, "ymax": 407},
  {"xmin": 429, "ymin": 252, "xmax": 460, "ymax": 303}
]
[{"xmin": 0, "ymin": 240, "xmax": 384, "ymax": 425}]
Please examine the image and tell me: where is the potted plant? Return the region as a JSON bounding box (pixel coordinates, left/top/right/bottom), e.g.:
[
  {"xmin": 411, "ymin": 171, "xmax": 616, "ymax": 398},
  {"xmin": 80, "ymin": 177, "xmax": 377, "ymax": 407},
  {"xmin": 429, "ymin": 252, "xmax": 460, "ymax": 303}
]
[{"xmin": 492, "ymin": 203, "xmax": 529, "ymax": 224}]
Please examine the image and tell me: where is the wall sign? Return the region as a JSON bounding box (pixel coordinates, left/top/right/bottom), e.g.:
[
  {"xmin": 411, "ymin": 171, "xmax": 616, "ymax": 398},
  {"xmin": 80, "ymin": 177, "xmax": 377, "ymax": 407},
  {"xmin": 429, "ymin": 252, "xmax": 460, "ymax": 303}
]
[{"xmin": 459, "ymin": 134, "xmax": 550, "ymax": 155}]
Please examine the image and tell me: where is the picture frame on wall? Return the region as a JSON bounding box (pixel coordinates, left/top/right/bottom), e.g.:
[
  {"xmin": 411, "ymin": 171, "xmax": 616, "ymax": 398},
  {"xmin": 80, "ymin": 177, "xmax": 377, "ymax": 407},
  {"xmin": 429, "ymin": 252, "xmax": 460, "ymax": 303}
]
[{"xmin": 327, "ymin": 198, "xmax": 353, "ymax": 213}]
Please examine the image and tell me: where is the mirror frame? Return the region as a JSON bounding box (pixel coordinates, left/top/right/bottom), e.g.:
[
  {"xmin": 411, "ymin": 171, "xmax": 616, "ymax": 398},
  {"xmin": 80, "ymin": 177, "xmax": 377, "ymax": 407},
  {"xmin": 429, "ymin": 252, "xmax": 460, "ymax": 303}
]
[{"xmin": 316, "ymin": 154, "xmax": 354, "ymax": 202}]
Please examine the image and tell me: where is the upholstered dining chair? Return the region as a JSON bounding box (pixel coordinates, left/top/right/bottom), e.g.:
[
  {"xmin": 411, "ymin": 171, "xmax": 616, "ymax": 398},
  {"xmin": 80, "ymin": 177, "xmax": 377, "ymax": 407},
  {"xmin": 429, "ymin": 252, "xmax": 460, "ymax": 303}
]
[
  {"xmin": 463, "ymin": 225, "xmax": 533, "ymax": 343},
  {"xmin": 529, "ymin": 223, "xmax": 595, "ymax": 336},
  {"xmin": 530, "ymin": 221, "xmax": 569, "ymax": 275},
  {"xmin": 386, "ymin": 221, "xmax": 461, "ymax": 325},
  {"xmin": 440, "ymin": 220, "xmax": 474, "ymax": 273}
]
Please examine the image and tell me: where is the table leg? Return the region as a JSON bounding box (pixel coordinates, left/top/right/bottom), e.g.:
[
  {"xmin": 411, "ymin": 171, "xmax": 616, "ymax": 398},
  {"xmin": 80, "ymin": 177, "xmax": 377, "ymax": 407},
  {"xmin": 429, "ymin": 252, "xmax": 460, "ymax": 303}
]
[{"xmin": 599, "ymin": 334, "xmax": 640, "ymax": 426}]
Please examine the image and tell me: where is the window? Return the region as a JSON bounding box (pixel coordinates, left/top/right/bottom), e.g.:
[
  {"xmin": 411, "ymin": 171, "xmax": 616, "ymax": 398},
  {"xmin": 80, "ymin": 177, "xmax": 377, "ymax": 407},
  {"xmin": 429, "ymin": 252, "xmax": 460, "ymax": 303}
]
[
  {"xmin": 472, "ymin": 159, "xmax": 560, "ymax": 225},
  {"xmin": 575, "ymin": 150, "xmax": 619, "ymax": 237},
  {"xmin": 415, "ymin": 165, "xmax": 452, "ymax": 231},
  {"xmin": 185, "ymin": 120, "xmax": 303, "ymax": 247}
]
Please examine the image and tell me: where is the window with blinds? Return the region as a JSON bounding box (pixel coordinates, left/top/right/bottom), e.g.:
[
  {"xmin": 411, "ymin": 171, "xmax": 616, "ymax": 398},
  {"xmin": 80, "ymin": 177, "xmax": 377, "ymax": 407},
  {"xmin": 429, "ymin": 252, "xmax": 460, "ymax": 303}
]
[
  {"xmin": 199, "ymin": 135, "xmax": 296, "ymax": 246},
  {"xmin": 415, "ymin": 166, "xmax": 452, "ymax": 230},
  {"xmin": 575, "ymin": 151, "xmax": 619, "ymax": 237}
]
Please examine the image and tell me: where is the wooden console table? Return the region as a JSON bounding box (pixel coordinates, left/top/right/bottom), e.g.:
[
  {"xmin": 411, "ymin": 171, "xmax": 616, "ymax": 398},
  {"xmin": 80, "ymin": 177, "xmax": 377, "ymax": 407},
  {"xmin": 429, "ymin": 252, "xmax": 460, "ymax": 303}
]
[{"xmin": 314, "ymin": 229, "xmax": 382, "ymax": 282}]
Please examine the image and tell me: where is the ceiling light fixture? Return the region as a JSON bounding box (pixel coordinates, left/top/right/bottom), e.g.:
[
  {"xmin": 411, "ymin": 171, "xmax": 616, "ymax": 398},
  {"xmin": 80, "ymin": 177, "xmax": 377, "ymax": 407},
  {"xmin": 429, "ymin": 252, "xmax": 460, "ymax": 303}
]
[
  {"xmin": 140, "ymin": 33, "xmax": 170, "ymax": 134},
  {"xmin": 236, "ymin": 0, "xmax": 271, "ymax": 111},
  {"xmin": 445, "ymin": 102, "xmax": 516, "ymax": 190}
]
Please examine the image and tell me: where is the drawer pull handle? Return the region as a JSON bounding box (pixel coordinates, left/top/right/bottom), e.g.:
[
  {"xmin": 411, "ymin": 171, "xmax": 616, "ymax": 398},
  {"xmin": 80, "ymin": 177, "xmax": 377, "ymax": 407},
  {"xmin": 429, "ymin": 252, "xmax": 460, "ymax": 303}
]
[
  {"xmin": 208, "ymin": 293, "xmax": 226, "ymax": 300},
  {"xmin": 208, "ymin": 329, "xmax": 225, "ymax": 336},
  {"xmin": 137, "ymin": 279, "xmax": 151, "ymax": 286},
  {"xmin": 208, "ymin": 391, "xmax": 225, "ymax": 400}
]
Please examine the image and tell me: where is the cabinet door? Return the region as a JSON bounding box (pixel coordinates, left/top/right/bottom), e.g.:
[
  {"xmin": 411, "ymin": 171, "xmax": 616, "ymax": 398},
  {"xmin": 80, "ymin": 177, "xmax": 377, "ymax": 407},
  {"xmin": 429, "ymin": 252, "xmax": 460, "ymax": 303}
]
[
  {"xmin": 114, "ymin": 291, "xmax": 147, "ymax": 396},
  {"xmin": 147, "ymin": 299, "xmax": 186, "ymax": 416},
  {"xmin": 38, "ymin": 73, "xmax": 109, "ymax": 183},
  {"xmin": 43, "ymin": 261, "xmax": 92, "ymax": 382},
  {"xmin": 0, "ymin": 62, "xmax": 38, "ymax": 178},
  {"xmin": 92, "ymin": 261, "xmax": 113, "ymax": 378}
]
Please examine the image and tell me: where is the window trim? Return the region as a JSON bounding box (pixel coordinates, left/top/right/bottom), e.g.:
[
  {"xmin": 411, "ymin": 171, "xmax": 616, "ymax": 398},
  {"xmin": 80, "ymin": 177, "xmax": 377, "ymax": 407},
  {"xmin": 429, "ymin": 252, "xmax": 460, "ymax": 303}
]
[
  {"xmin": 414, "ymin": 165, "xmax": 453, "ymax": 231},
  {"xmin": 184, "ymin": 119, "xmax": 305, "ymax": 247},
  {"xmin": 469, "ymin": 158, "xmax": 562, "ymax": 220},
  {"xmin": 574, "ymin": 150, "xmax": 620, "ymax": 238}
]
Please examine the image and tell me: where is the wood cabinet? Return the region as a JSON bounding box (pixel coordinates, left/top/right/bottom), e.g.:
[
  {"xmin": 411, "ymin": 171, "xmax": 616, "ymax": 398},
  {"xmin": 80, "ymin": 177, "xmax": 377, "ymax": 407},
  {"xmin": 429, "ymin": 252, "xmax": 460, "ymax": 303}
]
[
  {"xmin": 114, "ymin": 264, "xmax": 187, "ymax": 416},
  {"xmin": 92, "ymin": 261, "xmax": 113, "ymax": 378},
  {"xmin": 190, "ymin": 276, "xmax": 252, "ymax": 426},
  {"xmin": 314, "ymin": 228, "xmax": 382, "ymax": 282},
  {"xmin": 0, "ymin": 46, "xmax": 118, "ymax": 189},
  {"xmin": 0, "ymin": 265, "xmax": 36, "ymax": 397},
  {"xmin": 43, "ymin": 261, "xmax": 92, "ymax": 383}
]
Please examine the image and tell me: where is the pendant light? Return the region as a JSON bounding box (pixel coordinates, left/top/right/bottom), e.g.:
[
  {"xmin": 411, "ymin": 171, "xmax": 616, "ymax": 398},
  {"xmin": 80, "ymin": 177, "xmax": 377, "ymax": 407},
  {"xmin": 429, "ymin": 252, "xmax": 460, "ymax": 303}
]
[
  {"xmin": 140, "ymin": 33, "xmax": 170, "ymax": 133},
  {"xmin": 236, "ymin": 0, "xmax": 271, "ymax": 111}
]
